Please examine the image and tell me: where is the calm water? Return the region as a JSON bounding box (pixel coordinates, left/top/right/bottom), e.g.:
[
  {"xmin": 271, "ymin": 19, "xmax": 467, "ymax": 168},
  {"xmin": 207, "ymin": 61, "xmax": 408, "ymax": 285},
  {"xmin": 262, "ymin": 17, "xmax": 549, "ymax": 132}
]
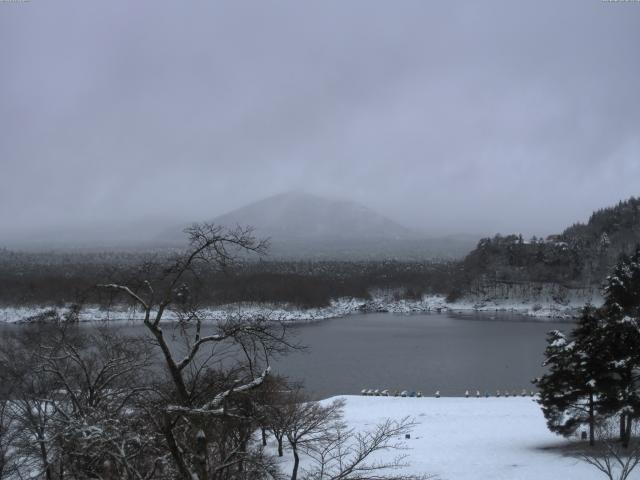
[
  {"xmin": 0, "ymin": 312, "xmax": 570, "ymax": 399},
  {"xmin": 277, "ymin": 312, "xmax": 569, "ymax": 398}
]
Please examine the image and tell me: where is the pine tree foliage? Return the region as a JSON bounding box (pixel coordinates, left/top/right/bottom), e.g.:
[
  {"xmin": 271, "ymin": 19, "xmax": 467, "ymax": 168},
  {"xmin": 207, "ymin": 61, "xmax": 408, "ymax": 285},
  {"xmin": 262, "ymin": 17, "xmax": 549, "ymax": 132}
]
[
  {"xmin": 604, "ymin": 247, "xmax": 640, "ymax": 318},
  {"xmin": 536, "ymin": 247, "xmax": 640, "ymax": 447},
  {"xmin": 597, "ymin": 247, "xmax": 640, "ymax": 446},
  {"xmin": 535, "ymin": 309, "xmax": 601, "ymax": 444}
]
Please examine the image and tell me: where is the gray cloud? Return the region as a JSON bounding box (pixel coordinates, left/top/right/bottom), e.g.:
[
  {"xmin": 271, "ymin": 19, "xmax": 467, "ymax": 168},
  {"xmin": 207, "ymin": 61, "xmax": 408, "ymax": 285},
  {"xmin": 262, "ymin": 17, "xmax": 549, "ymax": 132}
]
[{"xmin": 1, "ymin": 0, "xmax": 639, "ymax": 241}]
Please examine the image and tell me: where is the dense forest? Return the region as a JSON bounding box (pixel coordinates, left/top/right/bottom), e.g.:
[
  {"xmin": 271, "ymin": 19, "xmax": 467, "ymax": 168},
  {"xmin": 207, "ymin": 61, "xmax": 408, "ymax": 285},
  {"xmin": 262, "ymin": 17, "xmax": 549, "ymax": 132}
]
[
  {"xmin": 0, "ymin": 249, "xmax": 458, "ymax": 308},
  {"xmin": 460, "ymin": 197, "xmax": 640, "ymax": 291},
  {"xmin": 1, "ymin": 197, "xmax": 638, "ymax": 309}
]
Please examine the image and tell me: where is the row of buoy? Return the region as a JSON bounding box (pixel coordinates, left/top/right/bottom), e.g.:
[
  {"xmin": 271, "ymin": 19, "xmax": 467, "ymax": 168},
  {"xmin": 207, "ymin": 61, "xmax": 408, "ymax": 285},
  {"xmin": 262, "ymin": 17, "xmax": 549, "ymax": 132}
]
[
  {"xmin": 361, "ymin": 388, "xmax": 537, "ymax": 398},
  {"xmin": 361, "ymin": 389, "xmax": 423, "ymax": 397}
]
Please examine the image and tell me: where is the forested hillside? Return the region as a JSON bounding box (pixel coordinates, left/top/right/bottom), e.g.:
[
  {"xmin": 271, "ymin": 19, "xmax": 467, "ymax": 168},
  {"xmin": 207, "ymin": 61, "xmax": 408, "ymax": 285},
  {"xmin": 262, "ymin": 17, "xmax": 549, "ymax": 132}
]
[
  {"xmin": 562, "ymin": 196, "xmax": 640, "ymax": 280},
  {"xmin": 458, "ymin": 197, "xmax": 640, "ymax": 294}
]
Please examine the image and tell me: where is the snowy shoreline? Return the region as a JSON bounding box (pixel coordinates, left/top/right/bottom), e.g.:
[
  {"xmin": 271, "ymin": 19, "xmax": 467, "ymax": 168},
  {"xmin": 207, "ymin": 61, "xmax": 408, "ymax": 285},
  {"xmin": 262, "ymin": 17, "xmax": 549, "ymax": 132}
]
[{"xmin": 0, "ymin": 293, "xmax": 592, "ymax": 324}]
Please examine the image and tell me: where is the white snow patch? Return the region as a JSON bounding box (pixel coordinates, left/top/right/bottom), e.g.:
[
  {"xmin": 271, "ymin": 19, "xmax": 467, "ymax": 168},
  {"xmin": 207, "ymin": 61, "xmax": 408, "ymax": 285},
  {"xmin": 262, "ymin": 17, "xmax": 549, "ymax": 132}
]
[{"xmin": 275, "ymin": 395, "xmax": 602, "ymax": 480}]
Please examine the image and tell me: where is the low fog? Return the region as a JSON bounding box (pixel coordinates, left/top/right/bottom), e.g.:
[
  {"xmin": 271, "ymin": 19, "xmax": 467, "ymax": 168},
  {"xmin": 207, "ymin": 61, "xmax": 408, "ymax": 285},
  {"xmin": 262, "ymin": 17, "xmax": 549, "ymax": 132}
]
[{"xmin": 1, "ymin": 0, "xmax": 639, "ymax": 245}]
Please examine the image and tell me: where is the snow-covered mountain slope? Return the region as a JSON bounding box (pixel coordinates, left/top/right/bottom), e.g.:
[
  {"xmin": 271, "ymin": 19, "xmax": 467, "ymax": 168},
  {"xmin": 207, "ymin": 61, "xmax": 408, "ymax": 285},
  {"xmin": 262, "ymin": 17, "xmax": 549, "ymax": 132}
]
[
  {"xmin": 159, "ymin": 192, "xmax": 477, "ymax": 259},
  {"xmin": 213, "ymin": 191, "xmax": 416, "ymax": 240}
]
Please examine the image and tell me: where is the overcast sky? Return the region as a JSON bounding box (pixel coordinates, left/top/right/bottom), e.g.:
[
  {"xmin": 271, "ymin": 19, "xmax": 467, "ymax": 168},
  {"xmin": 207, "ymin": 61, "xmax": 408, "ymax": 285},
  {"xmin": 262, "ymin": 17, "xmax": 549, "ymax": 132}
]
[{"xmin": 1, "ymin": 0, "xmax": 639, "ymax": 242}]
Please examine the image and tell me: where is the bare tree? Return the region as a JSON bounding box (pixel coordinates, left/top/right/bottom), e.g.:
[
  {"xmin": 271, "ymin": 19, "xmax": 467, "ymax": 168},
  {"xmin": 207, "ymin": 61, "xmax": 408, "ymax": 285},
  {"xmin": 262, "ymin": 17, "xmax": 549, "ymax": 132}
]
[
  {"xmin": 43, "ymin": 329, "xmax": 160, "ymax": 479},
  {"xmin": 0, "ymin": 398, "xmax": 20, "ymax": 480},
  {"xmin": 574, "ymin": 421, "xmax": 640, "ymax": 480},
  {"xmin": 265, "ymin": 396, "xmax": 291, "ymax": 458},
  {"xmin": 302, "ymin": 416, "xmax": 434, "ymax": 480},
  {"xmin": 98, "ymin": 223, "xmax": 297, "ymax": 480},
  {"xmin": 261, "ymin": 383, "xmax": 433, "ymax": 480},
  {"xmin": 0, "ymin": 322, "xmax": 160, "ymax": 480},
  {"xmin": 282, "ymin": 392, "xmax": 344, "ymax": 480},
  {"xmin": 253, "ymin": 374, "xmax": 293, "ymax": 453},
  {"xmin": 0, "ymin": 324, "xmax": 64, "ymax": 480}
]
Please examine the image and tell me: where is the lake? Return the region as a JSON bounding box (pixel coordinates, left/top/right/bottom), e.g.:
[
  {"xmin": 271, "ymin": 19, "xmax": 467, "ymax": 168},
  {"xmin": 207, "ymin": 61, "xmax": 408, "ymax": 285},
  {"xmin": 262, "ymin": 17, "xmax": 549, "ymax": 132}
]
[
  {"xmin": 278, "ymin": 312, "xmax": 570, "ymax": 398},
  {"xmin": 0, "ymin": 312, "xmax": 570, "ymax": 398}
]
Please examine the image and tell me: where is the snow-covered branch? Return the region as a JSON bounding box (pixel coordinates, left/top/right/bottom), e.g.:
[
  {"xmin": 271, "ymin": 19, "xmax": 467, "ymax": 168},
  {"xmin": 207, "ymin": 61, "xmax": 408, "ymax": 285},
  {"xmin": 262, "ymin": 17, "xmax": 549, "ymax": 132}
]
[{"xmin": 97, "ymin": 283, "xmax": 149, "ymax": 311}]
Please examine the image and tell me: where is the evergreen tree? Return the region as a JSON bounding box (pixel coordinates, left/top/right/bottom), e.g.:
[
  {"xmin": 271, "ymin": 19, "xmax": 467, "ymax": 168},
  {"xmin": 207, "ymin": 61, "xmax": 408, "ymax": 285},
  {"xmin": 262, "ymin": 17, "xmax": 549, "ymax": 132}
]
[
  {"xmin": 596, "ymin": 247, "xmax": 640, "ymax": 447},
  {"xmin": 603, "ymin": 247, "xmax": 640, "ymax": 317},
  {"xmin": 535, "ymin": 307, "xmax": 604, "ymax": 445}
]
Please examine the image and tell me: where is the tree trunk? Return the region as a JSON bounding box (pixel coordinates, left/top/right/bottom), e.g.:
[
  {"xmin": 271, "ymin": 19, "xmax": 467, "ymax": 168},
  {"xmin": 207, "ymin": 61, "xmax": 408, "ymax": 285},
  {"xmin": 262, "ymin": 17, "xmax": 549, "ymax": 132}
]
[
  {"xmin": 238, "ymin": 436, "xmax": 247, "ymax": 473},
  {"xmin": 588, "ymin": 393, "xmax": 595, "ymax": 446},
  {"xmin": 623, "ymin": 416, "xmax": 633, "ymax": 449},
  {"xmin": 195, "ymin": 429, "xmax": 208, "ymax": 480},
  {"xmin": 162, "ymin": 414, "xmax": 194, "ymax": 480},
  {"xmin": 102, "ymin": 460, "xmax": 113, "ymax": 480},
  {"xmin": 620, "ymin": 414, "xmax": 626, "ymax": 441},
  {"xmin": 291, "ymin": 445, "xmax": 299, "ymax": 480},
  {"xmin": 262, "ymin": 427, "xmax": 267, "ymax": 446},
  {"xmin": 147, "ymin": 323, "xmax": 190, "ymax": 403},
  {"xmin": 38, "ymin": 436, "xmax": 52, "ymax": 480},
  {"xmin": 277, "ymin": 437, "xmax": 283, "ymax": 457}
]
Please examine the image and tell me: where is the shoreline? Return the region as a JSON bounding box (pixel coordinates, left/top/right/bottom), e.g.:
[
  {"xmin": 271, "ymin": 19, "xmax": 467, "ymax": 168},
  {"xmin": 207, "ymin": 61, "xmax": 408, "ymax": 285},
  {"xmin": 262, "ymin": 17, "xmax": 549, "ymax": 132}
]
[{"xmin": 0, "ymin": 294, "xmax": 592, "ymax": 324}]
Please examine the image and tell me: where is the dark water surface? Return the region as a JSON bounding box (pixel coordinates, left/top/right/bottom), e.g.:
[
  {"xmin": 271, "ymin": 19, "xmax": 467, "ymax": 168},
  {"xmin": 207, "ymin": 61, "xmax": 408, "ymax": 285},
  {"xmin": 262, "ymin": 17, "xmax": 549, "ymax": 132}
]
[
  {"xmin": 0, "ymin": 312, "xmax": 570, "ymax": 399},
  {"xmin": 278, "ymin": 312, "xmax": 569, "ymax": 398}
]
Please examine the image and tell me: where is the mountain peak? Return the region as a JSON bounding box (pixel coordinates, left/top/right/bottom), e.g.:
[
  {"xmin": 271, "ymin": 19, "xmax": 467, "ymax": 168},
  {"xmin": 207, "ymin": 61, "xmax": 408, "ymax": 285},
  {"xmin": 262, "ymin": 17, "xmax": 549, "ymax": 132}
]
[{"xmin": 213, "ymin": 192, "xmax": 414, "ymax": 241}]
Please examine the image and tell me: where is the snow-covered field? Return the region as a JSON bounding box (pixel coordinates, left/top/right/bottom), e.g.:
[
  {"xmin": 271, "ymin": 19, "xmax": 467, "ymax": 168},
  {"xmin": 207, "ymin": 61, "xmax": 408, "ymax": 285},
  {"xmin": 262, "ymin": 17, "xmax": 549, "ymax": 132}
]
[{"xmin": 290, "ymin": 396, "xmax": 601, "ymax": 480}]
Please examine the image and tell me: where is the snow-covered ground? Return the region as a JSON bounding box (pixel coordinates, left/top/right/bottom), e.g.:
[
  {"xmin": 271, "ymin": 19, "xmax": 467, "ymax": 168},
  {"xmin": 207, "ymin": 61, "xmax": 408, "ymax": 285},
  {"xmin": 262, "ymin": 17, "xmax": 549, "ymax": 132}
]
[
  {"xmin": 281, "ymin": 395, "xmax": 601, "ymax": 480},
  {"xmin": 361, "ymin": 293, "xmax": 591, "ymax": 319},
  {"xmin": 0, "ymin": 290, "xmax": 595, "ymax": 324},
  {"xmin": 0, "ymin": 299, "xmax": 364, "ymax": 324}
]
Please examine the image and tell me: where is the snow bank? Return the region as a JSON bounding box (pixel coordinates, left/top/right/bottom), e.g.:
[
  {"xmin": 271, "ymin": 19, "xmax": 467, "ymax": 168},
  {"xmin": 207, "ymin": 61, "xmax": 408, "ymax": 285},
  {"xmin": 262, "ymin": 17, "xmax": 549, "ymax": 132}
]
[
  {"xmin": 0, "ymin": 299, "xmax": 365, "ymax": 324},
  {"xmin": 449, "ymin": 282, "xmax": 603, "ymax": 319},
  {"xmin": 0, "ymin": 289, "xmax": 595, "ymax": 324},
  {"xmin": 288, "ymin": 395, "xmax": 600, "ymax": 480},
  {"xmin": 358, "ymin": 294, "xmax": 588, "ymax": 319}
]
